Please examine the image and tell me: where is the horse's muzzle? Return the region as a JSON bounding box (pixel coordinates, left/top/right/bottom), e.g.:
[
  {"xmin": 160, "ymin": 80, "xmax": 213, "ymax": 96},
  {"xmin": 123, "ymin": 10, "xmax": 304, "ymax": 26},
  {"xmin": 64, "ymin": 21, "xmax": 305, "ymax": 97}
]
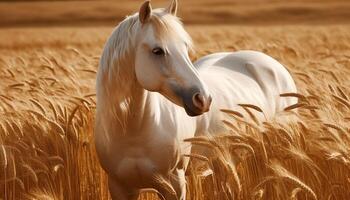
[{"xmin": 183, "ymin": 91, "xmax": 212, "ymax": 117}]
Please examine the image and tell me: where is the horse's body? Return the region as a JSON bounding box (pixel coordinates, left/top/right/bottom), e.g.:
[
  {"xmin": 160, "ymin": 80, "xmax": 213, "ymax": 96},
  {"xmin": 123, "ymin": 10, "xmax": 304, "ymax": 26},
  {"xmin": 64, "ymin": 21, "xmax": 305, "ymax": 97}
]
[
  {"xmin": 195, "ymin": 51, "xmax": 297, "ymax": 121},
  {"xmin": 95, "ymin": 1, "xmax": 297, "ymax": 199}
]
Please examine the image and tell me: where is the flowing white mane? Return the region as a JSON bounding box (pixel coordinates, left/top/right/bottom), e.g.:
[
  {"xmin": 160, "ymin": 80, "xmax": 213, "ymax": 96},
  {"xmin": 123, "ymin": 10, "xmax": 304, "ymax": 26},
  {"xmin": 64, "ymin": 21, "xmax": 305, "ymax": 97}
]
[{"xmin": 96, "ymin": 14, "xmax": 139, "ymax": 137}]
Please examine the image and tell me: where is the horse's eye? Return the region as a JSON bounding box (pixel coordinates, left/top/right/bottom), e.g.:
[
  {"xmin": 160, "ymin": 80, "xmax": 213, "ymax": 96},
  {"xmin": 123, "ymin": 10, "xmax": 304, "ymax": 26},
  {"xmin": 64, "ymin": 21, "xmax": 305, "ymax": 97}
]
[{"xmin": 152, "ymin": 47, "xmax": 165, "ymax": 56}]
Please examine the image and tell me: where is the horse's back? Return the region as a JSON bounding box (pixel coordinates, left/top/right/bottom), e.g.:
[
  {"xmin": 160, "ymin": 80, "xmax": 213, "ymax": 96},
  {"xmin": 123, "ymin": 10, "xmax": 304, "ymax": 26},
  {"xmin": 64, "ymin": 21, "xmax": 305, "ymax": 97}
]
[{"xmin": 194, "ymin": 50, "xmax": 297, "ymax": 117}]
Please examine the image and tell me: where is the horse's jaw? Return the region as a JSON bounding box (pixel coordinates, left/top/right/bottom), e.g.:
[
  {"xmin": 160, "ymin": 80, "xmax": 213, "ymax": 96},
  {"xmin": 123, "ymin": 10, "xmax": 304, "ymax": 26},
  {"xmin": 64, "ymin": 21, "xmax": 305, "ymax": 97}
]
[{"xmin": 184, "ymin": 105, "xmax": 209, "ymax": 117}]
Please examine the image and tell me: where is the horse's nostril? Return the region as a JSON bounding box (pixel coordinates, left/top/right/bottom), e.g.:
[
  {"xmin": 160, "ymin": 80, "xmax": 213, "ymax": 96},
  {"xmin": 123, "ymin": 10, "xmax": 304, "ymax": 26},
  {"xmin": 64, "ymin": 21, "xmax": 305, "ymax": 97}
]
[
  {"xmin": 192, "ymin": 93, "xmax": 206, "ymax": 110},
  {"xmin": 192, "ymin": 93, "xmax": 205, "ymax": 110}
]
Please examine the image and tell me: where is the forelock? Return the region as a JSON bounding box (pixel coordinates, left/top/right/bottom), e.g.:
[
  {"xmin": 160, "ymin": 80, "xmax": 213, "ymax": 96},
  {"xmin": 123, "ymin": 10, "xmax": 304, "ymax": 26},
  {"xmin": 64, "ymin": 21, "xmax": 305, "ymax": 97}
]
[{"xmin": 148, "ymin": 11, "xmax": 193, "ymax": 48}]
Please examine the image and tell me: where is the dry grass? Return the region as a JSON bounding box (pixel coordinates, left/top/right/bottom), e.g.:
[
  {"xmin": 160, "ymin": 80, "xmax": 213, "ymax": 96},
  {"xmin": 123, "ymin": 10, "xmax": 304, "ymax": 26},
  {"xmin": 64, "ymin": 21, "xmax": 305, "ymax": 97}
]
[{"xmin": 0, "ymin": 24, "xmax": 349, "ymax": 199}]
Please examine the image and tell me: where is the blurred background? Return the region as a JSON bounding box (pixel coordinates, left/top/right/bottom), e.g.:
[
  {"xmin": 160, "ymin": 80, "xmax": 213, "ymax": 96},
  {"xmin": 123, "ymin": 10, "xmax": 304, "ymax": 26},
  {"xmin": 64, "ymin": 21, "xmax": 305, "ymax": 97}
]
[{"xmin": 0, "ymin": 0, "xmax": 349, "ymax": 27}]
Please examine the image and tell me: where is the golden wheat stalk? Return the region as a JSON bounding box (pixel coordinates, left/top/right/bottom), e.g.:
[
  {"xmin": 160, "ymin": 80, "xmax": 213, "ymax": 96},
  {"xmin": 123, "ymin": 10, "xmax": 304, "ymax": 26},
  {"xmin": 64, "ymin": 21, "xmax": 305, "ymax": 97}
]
[
  {"xmin": 6, "ymin": 69, "xmax": 15, "ymax": 78},
  {"xmin": 8, "ymin": 83, "xmax": 25, "ymax": 88},
  {"xmin": 22, "ymin": 164, "xmax": 38, "ymax": 184},
  {"xmin": 284, "ymin": 103, "xmax": 308, "ymax": 111},
  {"xmin": 238, "ymin": 104, "xmax": 264, "ymax": 113},
  {"xmin": 81, "ymin": 69, "xmax": 97, "ymax": 74},
  {"xmin": 270, "ymin": 163, "xmax": 317, "ymax": 200},
  {"xmin": 0, "ymin": 145, "xmax": 7, "ymax": 168},
  {"xmin": 30, "ymin": 99, "xmax": 46, "ymax": 115},
  {"xmin": 332, "ymin": 94, "xmax": 350, "ymax": 109},
  {"xmin": 241, "ymin": 106, "xmax": 260, "ymax": 125},
  {"xmin": 336, "ymin": 86, "xmax": 348, "ymax": 100},
  {"xmin": 323, "ymin": 123, "xmax": 346, "ymax": 135},
  {"xmin": 222, "ymin": 120, "xmax": 240, "ymax": 132},
  {"xmin": 220, "ymin": 109, "xmax": 244, "ymax": 118},
  {"xmin": 152, "ymin": 174, "xmax": 177, "ymax": 197},
  {"xmin": 183, "ymin": 153, "xmax": 209, "ymax": 162},
  {"xmin": 229, "ymin": 142, "xmax": 255, "ymax": 155},
  {"xmin": 280, "ymin": 93, "xmax": 306, "ymax": 100},
  {"xmin": 46, "ymin": 98, "xmax": 58, "ymax": 120}
]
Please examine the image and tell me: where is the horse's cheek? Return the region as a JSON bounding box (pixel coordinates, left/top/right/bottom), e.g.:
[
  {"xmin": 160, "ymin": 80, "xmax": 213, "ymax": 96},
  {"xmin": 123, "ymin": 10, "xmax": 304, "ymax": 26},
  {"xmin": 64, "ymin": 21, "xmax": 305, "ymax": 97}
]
[{"xmin": 135, "ymin": 64, "xmax": 163, "ymax": 91}]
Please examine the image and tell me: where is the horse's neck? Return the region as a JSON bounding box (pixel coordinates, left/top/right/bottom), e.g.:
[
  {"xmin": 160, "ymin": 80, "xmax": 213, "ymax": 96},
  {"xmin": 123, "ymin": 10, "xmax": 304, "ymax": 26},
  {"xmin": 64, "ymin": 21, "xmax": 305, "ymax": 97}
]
[
  {"xmin": 112, "ymin": 81, "xmax": 150, "ymax": 134},
  {"xmin": 97, "ymin": 68, "xmax": 142, "ymax": 133}
]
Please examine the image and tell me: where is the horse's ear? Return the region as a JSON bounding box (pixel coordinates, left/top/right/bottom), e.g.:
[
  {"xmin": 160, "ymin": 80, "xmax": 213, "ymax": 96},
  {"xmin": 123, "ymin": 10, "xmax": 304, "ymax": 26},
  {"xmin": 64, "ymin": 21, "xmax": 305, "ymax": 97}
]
[
  {"xmin": 166, "ymin": 0, "xmax": 178, "ymax": 16},
  {"xmin": 139, "ymin": 1, "xmax": 152, "ymax": 24}
]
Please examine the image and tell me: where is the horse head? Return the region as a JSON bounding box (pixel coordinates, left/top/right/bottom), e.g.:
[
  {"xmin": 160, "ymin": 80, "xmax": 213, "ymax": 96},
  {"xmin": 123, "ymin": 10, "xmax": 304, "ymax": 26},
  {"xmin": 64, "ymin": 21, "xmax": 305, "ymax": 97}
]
[{"xmin": 134, "ymin": 0, "xmax": 212, "ymax": 116}]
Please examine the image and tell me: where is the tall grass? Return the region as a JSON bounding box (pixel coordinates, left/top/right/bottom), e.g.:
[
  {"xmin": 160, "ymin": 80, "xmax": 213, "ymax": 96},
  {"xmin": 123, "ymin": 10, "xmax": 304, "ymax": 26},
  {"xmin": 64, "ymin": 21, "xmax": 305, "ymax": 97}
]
[{"xmin": 0, "ymin": 25, "xmax": 349, "ymax": 199}]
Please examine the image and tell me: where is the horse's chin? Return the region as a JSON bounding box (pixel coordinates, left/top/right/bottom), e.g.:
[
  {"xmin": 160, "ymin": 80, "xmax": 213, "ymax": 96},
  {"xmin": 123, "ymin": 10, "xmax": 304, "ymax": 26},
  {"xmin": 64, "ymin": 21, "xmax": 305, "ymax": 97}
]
[{"xmin": 184, "ymin": 104, "xmax": 205, "ymax": 117}]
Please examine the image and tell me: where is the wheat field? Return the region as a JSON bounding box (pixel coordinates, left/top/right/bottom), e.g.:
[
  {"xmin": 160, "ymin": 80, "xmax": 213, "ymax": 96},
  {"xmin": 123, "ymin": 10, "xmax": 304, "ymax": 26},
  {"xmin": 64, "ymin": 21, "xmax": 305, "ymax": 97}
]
[{"xmin": 0, "ymin": 17, "xmax": 349, "ymax": 200}]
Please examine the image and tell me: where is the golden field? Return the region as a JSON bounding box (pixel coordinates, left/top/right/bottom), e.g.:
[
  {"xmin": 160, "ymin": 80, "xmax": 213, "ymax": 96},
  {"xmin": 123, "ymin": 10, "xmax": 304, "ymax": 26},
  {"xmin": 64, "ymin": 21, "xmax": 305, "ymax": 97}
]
[{"xmin": 0, "ymin": 0, "xmax": 350, "ymax": 199}]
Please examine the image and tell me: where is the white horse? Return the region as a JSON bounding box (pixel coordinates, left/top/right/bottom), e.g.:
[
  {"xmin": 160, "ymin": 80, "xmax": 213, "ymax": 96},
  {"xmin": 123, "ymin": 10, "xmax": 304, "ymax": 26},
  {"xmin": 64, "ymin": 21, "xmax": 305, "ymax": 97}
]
[{"xmin": 95, "ymin": 0, "xmax": 297, "ymax": 199}]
